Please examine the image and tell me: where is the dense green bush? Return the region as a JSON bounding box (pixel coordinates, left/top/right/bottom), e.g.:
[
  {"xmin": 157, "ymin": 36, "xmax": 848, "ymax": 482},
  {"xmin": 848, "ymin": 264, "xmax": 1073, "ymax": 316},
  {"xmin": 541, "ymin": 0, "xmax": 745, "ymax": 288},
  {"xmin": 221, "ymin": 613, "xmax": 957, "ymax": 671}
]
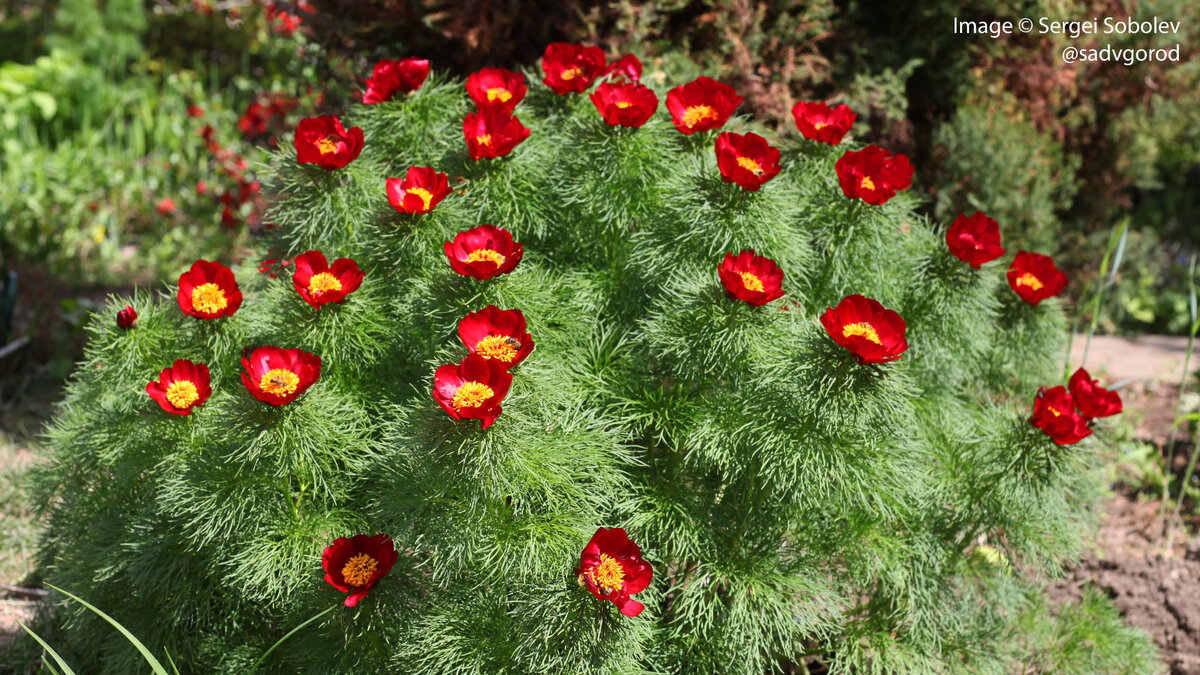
[
  {"xmin": 304, "ymin": 0, "xmax": 1200, "ymax": 333},
  {"xmin": 23, "ymin": 57, "xmax": 1162, "ymax": 673}
]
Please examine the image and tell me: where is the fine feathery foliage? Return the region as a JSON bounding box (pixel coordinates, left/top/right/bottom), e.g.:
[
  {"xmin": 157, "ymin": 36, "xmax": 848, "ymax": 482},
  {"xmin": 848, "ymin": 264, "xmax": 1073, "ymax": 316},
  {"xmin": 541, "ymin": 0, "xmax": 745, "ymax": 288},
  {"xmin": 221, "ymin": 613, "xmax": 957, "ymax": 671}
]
[{"xmin": 26, "ymin": 57, "xmax": 1159, "ymax": 674}]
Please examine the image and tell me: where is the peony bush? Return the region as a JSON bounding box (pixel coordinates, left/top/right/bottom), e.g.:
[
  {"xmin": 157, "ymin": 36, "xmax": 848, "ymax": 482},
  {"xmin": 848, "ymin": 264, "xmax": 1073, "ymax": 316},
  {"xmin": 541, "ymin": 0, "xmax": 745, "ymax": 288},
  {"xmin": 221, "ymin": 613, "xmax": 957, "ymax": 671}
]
[{"xmin": 28, "ymin": 42, "xmax": 1158, "ymax": 674}]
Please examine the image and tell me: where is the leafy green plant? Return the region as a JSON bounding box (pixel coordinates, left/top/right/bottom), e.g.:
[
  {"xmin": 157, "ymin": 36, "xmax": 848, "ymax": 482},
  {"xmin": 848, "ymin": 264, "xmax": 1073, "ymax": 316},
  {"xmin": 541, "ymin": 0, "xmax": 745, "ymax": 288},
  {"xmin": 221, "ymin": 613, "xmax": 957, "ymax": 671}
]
[
  {"xmin": 17, "ymin": 584, "xmax": 174, "ymax": 675},
  {"xmin": 16, "ymin": 583, "xmax": 336, "ymax": 674},
  {"xmin": 24, "ymin": 56, "xmax": 1164, "ymax": 673},
  {"xmin": 929, "ymin": 94, "xmax": 1081, "ymax": 252},
  {"xmin": 0, "ymin": 0, "xmax": 319, "ymax": 285}
]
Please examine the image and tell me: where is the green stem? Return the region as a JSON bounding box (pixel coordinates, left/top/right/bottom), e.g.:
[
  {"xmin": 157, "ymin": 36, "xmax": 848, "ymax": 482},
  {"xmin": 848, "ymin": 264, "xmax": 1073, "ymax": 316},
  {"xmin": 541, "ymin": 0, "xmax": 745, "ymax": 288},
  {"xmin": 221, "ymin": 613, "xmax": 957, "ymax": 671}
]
[
  {"xmin": 729, "ymin": 474, "xmax": 768, "ymax": 552},
  {"xmin": 847, "ymin": 198, "xmax": 863, "ymax": 224},
  {"xmin": 1076, "ymin": 220, "xmax": 1129, "ymax": 375},
  {"xmin": 1162, "ymin": 327, "xmax": 1198, "ymax": 552},
  {"xmin": 294, "ymin": 481, "xmax": 307, "ymax": 522},
  {"xmin": 1167, "ymin": 417, "xmax": 1200, "ymax": 553},
  {"xmin": 250, "ymin": 605, "xmax": 336, "ymax": 671},
  {"xmin": 1158, "ymin": 256, "xmax": 1197, "ymax": 551},
  {"xmin": 279, "ymin": 477, "xmax": 299, "ymax": 524},
  {"xmin": 1080, "ymin": 291, "xmax": 1103, "ymax": 370}
]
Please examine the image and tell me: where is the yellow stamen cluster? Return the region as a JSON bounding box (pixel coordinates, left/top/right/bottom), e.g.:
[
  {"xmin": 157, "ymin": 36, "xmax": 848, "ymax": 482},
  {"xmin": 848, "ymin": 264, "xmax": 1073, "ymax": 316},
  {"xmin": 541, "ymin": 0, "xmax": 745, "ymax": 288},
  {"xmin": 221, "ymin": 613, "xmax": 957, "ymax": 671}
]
[
  {"xmin": 682, "ymin": 105, "xmax": 717, "ymax": 128},
  {"xmin": 1047, "ymin": 406, "xmax": 1062, "ymax": 417},
  {"xmin": 165, "ymin": 380, "xmax": 199, "ymax": 409},
  {"xmin": 259, "ymin": 368, "xmax": 300, "ymax": 396},
  {"xmin": 1015, "ymin": 273, "xmax": 1044, "ymax": 291},
  {"xmin": 486, "ymin": 88, "xmax": 512, "ymax": 103},
  {"xmin": 860, "ymin": 176, "xmax": 876, "ymax": 191},
  {"xmin": 476, "ymin": 134, "xmax": 493, "ymax": 147},
  {"xmin": 475, "ymin": 336, "xmax": 520, "ymax": 362},
  {"xmin": 737, "ymin": 156, "xmax": 762, "ymax": 175},
  {"xmin": 341, "ymin": 553, "xmax": 378, "ymax": 587},
  {"xmin": 308, "ymin": 272, "xmax": 343, "ymax": 297},
  {"xmin": 561, "ymin": 67, "xmax": 581, "ymax": 81},
  {"xmin": 406, "ymin": 187, "xmax": 434, "ymax": 212},
  {"xmin": 316, "ymin": 137, "xmax": 339, "ymax": 155},
  {"xmin": 738, "ymin": 271, "xmax": 765, "ymax": 292},
  {"xmin": 842, "ymin": 322, "xmax": 882, "ymax": 345},
  {"xmin": 615, "ymin": 101, "xmax": 632, "ymax": 109},
  {"xmin": 451, "ymin": 381, "xmax": 494, "ymax": 410},
  {"xmin": 191, "ymin": 283, "xmax": 228, "ymax": 315},
  {"xmin": 590, "ymin": 554, "xmax": 626, "ymax": 594},
  {"xmin": 465, "ymin": 249, "xmax": 506, "ymax": 266},
  {"xmin": 813, "ymin": 122, "xmax": 829, "ymax": 130}
]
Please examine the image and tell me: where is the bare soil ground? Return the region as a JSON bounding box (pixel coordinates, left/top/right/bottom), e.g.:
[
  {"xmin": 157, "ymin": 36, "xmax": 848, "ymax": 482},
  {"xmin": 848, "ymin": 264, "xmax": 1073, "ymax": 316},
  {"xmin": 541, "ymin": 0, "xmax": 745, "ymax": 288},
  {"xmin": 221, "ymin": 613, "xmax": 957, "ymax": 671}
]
[{"xmin": 1050, "ymin": 368, "xmax": 1200, "ymax": 674}]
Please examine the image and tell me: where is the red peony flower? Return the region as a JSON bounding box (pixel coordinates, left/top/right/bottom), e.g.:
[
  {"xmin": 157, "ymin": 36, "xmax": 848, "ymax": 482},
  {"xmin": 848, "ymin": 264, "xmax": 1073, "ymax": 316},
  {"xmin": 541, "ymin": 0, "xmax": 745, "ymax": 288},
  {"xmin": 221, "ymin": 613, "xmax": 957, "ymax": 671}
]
[
  {"xmin": 291, "ymin": 250, "xmax": 364, "ymax": 309},
  {"xmin": 221, "ymin": 206, "xmax": 240, "ymax": 229},
  {"xmin": 603, "ymin": 54, "xmax": 643, "ymax": 83},
  {"xmin": 458, "ymin": 305, "xmax": 534, "ymax": 370},
  {"xmin": 156, "ymin": 197, "xmax": 176, "ymax": 216},
  {"xmin": 541, "ymin": 42, "xmax": 606, "ymax": 95},
  {"xmin": 1031, "ymin": 385, "xmax": 1092, "ymax": 445},
  {"xmin": 146, "ymin": 359, "xmax": 212, "ymax": 416},
  {"xmin": 322, "ymin": 534, "xmax": 398, "ymax": 607},
  {"xmin": 589, "ymin": 82, "xmax": 659, "ymax": 128},
  {"xmin": 199, "ymin": 124, "xmax": 216, "ymax": 146},
  {"xmin": 1007, "ymin": 250, "xmax": 1068, "ymax": 306},
  {"xmin": 386, "ymin": 166, "xmax": 452, "ymax": 215},
  {"xmin": 240, "ymin": 346, "xmax": 322, "ymax": 406},
  {"xmin": 265, "ymin": 0, "xmax": 312, "ymax": 34},
  {"xmin": 718, "ymin": 250, "xmax": 784, "ymax": 307},
  {"xmin": 835, "ymin": 145, "xmax": 914, "ymax": 206},
  {"xmin": 116, "ymin": 304, "xmax": 137, "ymax": 329},
  {"xmin": 1068, "ymin": 368, "xmax": 1123, "ymax": 419},
  {"xmin": 463, "ymin": 108, "xmax": 531, "ymax": 161},
  {"xmin": 178, "ymin": 260, "xmax": 242, "ymax": 320},
  {"xmin": 294, "ymin": 115, "xmax": 365, "ymax": 171},
  {"xmin": 791, "ymin": 101, "xmax": 856, "ymax": 145},
  {"xmin": 187, "ymin": 105, "xmax": 204, "ymax": 118},
  {"xmin": 238, "ymin": 180, "xmax": 261, "ymax": 204},
  {"xmin": 432, "ymin": 354, "xmax": 512, "ymax": 429},
  {"xmin": 444, "ymin": 225, "xmax": 524, "ymax": 279},
  {"xmin": 238, "ymin": 101, "xmax": 268, "ymax": 137},
  {"xmin": 362, "ymin": 57, "xmax": 430, "ymax": 104},
  {"xmin": 577, "ymin": 527, "xmax": 652, "ymax": 618},
  {"xmin": 819, "ymin": 294, "xmax": 908, "ymax": 364},
  {"xmin": 665, "ymin": 77, "xmax": 742, "ymax": 135},
  {"xmin": 715, "ymin": 132, "xmax": 782, "ymax": 191},
  {"xmin": 465, "ymin": 68, "xmax": 527, "ymax": 114},
  {"xmin": 946, "ymin": 212, "xmax": 1005, "ymax": 268}
]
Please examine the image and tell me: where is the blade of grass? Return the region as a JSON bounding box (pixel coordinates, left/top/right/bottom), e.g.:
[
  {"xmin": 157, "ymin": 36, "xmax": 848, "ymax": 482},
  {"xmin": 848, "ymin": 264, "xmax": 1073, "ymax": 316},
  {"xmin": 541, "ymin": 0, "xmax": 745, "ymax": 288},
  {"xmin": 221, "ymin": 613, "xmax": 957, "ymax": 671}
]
[
  {"xmin": 16, "ymin": 620, "xmax": 76, "ymax": 675},
  {"xmin": 249, "ymin": 605, "xmax": 336, "ymax": 671},
  {"xmin": 1158, "ymin": 255, "xmax": 1198, "ymax": 552},
  {"xmin": 1080, "ymin": 219, "xmax": 1129, "ymax": 370},
  {"xmin": 45, "ymin": 584, "xmax": 170, "ymax": 675},
  {"xmin": 1165, "ymin": 260, "xmax": 1200, "ymax": 552}
]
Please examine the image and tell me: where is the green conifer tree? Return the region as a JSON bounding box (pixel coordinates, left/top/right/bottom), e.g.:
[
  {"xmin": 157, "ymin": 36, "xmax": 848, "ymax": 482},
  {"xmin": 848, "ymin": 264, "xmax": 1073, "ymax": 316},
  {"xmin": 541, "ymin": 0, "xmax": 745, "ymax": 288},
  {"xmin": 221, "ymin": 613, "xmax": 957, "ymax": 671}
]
[{"xmin": 26, "ymin": 50, "xmax": 1160, "ymax": 674}]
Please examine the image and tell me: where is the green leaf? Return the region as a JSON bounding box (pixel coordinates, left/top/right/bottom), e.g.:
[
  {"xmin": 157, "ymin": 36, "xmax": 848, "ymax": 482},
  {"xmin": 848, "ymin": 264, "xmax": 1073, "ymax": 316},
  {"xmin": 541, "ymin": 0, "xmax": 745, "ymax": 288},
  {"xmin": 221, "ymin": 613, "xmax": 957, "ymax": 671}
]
[
  {"xmin": 45, "ymin": 584, "xmax": 170, "ymax": 675},
  {"xmin": 1105, "ymin": 219, "xmax": 1129, "ymax": 286},
  {"xmin": 29, "ymin": 91, "xmax": 58, "ymax": 120},
  {"xmin": 16, "ymin": 620, "xmax": 76, "ymax": 675},
  {"xmin": 249, "ymin": 605, "xmax": 337, "ymax": 671}
]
